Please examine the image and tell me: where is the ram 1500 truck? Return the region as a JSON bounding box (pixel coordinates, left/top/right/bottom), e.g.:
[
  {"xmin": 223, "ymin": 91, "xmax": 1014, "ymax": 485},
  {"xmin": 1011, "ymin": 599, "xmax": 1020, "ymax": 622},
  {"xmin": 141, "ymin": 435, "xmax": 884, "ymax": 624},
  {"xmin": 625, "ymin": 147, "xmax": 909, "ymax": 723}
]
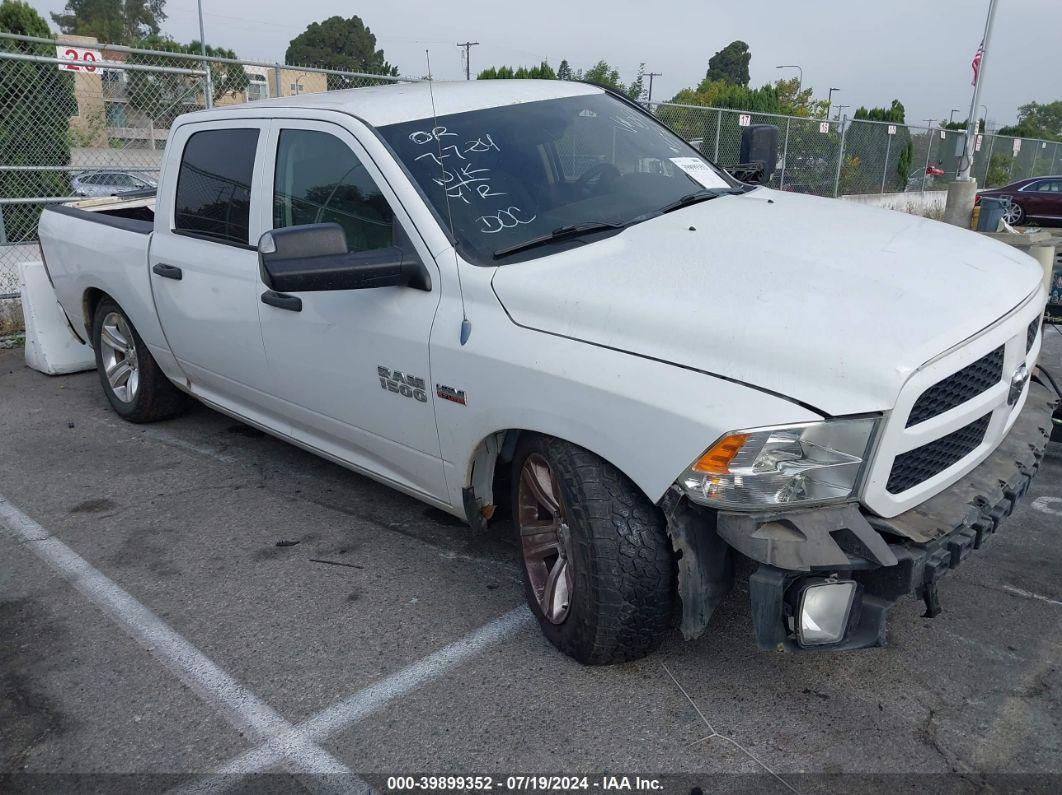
[{"xmin": 38, "ymin": 80, "xmax": 1058, "ymax": 664}]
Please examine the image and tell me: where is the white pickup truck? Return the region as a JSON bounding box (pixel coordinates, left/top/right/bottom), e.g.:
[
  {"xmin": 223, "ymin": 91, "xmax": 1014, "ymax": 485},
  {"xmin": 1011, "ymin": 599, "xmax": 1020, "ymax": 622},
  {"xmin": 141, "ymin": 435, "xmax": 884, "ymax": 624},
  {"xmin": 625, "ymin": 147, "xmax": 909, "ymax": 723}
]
[{"xmin": 38, "ymin": 80, "xmax": 1057, "ymax": 664}]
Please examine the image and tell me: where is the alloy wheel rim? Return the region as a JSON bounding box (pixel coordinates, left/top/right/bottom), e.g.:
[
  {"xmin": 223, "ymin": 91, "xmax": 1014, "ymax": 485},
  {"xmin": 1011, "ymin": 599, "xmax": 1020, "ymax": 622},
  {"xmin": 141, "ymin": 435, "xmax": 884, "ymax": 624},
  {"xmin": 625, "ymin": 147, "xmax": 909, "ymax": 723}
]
[
  {"xmin": 99, "ymin": 312, "xmax": 139, "ymax": 403},
  {"xmin": 1003, "ymin": 201, "xmax": 1022, "ymax": 224},
  {"xmin": 516, "ymin": 453, "xmax": 574, "ymax": 624}
]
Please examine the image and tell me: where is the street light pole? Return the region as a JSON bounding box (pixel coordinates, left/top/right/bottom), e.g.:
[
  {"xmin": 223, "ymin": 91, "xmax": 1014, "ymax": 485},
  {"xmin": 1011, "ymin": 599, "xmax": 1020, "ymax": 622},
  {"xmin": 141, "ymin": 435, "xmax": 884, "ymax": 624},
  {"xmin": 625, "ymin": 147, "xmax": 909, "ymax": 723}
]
[
  {"xmin": 959, "ymin": 0, "xmax": 998, "ymax": 180},
  {"xmin": 949, "ymin": 108, "xmax": 960, "ymax": 125},
  {"xmin": 775, "ymin": 64, "xmax": 802, "ymax": 95},
  {"xmin": 826, "ymin": 87, "xmax": 839, "ymax": 121},
  {"xmin": 196, "ymin": 0, "xmax": 213, "ymax": 109}
]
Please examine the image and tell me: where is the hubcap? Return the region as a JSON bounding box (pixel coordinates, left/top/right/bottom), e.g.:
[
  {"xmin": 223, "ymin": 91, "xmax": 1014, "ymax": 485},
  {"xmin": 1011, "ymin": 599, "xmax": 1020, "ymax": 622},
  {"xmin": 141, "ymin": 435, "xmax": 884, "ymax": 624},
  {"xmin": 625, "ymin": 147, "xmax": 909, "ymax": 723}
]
[
  {"xmin": 1003, "ymin": 201, "xmax": 1022, "ymax": 224},
  {"xmin": 99, "ymin": 312, "xmax": 139, "ymax": 403},
  {"xmin": 516, "ymin": 453, "xmax": 574, "ymax": 624}
]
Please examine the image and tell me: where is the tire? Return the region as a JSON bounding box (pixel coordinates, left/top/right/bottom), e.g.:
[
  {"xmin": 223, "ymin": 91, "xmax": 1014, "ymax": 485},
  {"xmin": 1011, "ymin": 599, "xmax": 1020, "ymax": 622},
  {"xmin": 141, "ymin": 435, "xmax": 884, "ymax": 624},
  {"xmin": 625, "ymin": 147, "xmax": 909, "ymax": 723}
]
[
  {"xmin": 91, "ymin": 297, "xmax": 187, "ymax": 423},
  {"xmin": 1002, "ymin": 199, "xmax": 1025, "ymax": 226},
  {"xmin": 511, "ymin": 434, "xmax": 675, "ymax": 665}
]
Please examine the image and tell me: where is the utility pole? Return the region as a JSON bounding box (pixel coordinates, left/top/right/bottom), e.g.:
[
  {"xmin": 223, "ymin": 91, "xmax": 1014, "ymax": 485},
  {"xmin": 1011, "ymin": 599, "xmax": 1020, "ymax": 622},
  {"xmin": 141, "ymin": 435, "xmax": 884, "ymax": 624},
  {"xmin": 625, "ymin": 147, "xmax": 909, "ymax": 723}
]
[
  {"xmin": 196, "ymin": 0, "xmax": 213, "ymax": 108},
  {"xmin": 644, "ymin": 71, "xmax": 661, "ymax": 104},
  {"xmin": 457, "ymin": 41, "xmax": 479, "ymax": 80},
  {"xmin": 834, "ymin": 104, "xmax": 850, "ymax": 121}
]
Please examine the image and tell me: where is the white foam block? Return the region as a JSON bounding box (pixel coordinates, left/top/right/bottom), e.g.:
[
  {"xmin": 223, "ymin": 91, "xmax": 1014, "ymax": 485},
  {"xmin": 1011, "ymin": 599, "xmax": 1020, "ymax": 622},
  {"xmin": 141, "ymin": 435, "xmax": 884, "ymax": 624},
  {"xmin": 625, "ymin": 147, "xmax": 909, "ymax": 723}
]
[{"xmin": 19, "ymin": 261, "xmax": 95, "ymax": 375}]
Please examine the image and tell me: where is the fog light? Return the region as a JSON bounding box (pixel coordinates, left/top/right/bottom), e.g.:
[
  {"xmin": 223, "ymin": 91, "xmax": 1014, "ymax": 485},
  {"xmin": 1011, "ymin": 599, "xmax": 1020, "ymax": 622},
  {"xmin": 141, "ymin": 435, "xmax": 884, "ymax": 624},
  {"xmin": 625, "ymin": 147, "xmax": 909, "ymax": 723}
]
[{"xmin": 797, "ymin": 580, "xmax": 857, "ymax": 646}]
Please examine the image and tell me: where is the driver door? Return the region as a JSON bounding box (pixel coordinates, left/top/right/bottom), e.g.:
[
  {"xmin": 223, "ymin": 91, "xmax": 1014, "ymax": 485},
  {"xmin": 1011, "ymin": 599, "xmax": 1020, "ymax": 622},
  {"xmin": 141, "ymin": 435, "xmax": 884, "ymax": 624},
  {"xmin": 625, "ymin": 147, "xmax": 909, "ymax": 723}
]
[{"xmin": 256, "ymin": 118, "xmax": 446, "ymax": 501}]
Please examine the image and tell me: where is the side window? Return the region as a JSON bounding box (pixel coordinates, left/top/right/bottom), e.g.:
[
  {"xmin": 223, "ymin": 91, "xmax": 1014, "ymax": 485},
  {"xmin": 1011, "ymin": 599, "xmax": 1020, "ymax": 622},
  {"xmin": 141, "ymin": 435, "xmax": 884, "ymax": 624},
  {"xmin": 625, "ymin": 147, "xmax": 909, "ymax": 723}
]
[
  {"xmin": 174, "ymin": 128, "xmax": 259, "ymax": 245},
  {"xmin": 272, "ymin": 129, "xmax": 395, "ymax": 253}
]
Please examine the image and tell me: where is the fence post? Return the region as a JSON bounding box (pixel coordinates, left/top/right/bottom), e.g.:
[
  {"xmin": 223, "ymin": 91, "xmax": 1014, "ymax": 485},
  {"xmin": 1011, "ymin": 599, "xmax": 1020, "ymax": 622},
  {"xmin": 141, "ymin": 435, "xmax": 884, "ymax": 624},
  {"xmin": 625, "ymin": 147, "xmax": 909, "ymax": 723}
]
[
  {"xmin": 0, "ymin": 206, "xmax": 6, "ymax": 245},
  {"xmin": 832, "ymin": 116, "xmax": 848, "ymax": 198},
  {"xmin": 1052, "ymin": 141, "xmax": 1059, "ymax": 176},
  {"xmin": 779, "ymin": 117, "xmax": 791, "ymax": 189},
  {"xmin": 713, "ymin": 110, "xmax": 721, "ymax": 162},
  {"xmin": 921, "ymin": 128, "xmax": 933, "ymax": 191},
  {"xmin": 274, "ymin": 62, "xmax": 282, "ymax": 98},
  {"xmin": 881, "ymin": 132, "xmax": 892, "ymax": 194}
]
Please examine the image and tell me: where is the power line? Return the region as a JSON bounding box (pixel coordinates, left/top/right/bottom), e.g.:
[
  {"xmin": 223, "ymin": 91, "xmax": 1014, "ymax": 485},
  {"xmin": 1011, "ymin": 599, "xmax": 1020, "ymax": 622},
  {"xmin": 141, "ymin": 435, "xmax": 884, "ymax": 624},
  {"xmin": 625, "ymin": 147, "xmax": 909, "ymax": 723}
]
[{"xmin": 456, "ymin": 41, "xmax": 479, "ymax": 80}]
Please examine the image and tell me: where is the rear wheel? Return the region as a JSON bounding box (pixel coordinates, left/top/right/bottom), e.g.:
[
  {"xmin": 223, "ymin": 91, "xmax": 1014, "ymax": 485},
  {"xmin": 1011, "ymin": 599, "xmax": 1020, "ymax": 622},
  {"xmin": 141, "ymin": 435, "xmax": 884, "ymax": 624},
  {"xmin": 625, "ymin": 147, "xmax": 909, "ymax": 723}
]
[
  {"xmin": 92, "ymin": 297, "xmax": 187, "ymax": 423},
  {"xmin": 511, "ymin": 434, "xmax": 675, "ymax": 665}
]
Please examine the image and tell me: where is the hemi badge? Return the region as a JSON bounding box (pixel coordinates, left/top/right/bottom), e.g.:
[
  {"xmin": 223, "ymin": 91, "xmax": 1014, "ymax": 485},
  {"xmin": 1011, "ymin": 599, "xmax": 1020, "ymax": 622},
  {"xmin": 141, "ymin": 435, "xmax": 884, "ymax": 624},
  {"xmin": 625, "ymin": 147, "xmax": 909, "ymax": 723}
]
[{"xmin": 436, "ymin": 384, "xmax": 467, "ymax": 406}]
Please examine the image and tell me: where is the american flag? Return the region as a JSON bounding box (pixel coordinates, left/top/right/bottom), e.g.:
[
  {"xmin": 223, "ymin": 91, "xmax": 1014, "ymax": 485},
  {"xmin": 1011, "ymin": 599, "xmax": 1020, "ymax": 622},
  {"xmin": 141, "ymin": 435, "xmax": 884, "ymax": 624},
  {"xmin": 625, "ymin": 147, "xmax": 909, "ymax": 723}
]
[{"xmin": 971, "ymin": 39, "xmax": 984, "ymax": 86}]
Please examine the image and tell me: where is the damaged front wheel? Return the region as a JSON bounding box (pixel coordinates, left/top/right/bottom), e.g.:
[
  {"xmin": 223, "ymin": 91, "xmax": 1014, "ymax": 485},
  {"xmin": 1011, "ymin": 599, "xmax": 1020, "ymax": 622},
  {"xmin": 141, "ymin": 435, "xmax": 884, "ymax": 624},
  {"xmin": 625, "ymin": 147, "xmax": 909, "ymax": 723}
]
[{"xmin": 511, "ymin": 434, "xmax": 676, "ymax": 664}]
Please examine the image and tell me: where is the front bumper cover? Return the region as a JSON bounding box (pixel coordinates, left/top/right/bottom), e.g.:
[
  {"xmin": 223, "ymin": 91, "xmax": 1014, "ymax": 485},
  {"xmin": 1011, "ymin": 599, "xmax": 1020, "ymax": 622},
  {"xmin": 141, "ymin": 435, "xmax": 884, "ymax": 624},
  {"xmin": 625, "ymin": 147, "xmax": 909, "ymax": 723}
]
[{"xmin": 677, "ymin": 381, "xmax": 1057, "ymax": 651}]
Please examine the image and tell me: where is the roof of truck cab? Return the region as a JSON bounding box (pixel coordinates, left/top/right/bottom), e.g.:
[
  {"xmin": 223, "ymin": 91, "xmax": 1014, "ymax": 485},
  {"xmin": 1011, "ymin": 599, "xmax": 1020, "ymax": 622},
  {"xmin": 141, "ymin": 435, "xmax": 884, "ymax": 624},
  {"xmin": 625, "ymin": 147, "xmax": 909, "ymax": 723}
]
[{"xmin": 197, "ymin": 80, "xmax": 604, "ymax": 128}]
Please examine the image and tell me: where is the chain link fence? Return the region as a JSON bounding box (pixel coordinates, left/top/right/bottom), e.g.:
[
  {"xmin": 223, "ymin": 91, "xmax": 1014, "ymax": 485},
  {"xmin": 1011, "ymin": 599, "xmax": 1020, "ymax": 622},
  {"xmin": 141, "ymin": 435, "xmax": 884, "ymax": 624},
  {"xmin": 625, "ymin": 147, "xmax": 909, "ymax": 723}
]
[
  {"xmin": 651, "ymin": 101, "xmax": 1061, "ymax": 200},
  {"xmin": 0, "ymin": 31, "xmax": 417, "ymax": 326}
]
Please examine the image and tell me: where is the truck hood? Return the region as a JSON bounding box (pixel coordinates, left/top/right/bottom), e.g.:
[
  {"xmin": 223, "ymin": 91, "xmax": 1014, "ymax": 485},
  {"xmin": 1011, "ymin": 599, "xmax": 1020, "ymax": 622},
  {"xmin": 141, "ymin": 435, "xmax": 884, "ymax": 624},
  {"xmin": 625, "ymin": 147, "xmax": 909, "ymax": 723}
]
[{"xmin": 490, "ymin": 189, "xmax": 1043, "ymax": 416}]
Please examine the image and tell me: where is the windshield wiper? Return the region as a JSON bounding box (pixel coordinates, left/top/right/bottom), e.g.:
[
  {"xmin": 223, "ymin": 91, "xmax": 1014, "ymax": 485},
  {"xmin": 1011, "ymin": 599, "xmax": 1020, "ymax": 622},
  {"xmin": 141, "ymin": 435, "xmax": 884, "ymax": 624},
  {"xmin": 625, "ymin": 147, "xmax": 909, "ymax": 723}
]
[
  {"xmin": 493, "ymin": 221, "xmax": 627, "ymax": 259},
  {"xmin": 657, "ymin": 189, "xmax": 731, "ymax": 215}
]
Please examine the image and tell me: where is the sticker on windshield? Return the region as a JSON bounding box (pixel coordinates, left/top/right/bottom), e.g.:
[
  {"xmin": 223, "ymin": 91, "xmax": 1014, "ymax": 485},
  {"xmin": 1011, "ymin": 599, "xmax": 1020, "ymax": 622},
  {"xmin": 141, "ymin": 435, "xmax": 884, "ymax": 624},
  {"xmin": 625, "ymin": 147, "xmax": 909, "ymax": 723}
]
[{"xmin": 669, "ymin": 157, "xmax": 728, "ymax": 189}]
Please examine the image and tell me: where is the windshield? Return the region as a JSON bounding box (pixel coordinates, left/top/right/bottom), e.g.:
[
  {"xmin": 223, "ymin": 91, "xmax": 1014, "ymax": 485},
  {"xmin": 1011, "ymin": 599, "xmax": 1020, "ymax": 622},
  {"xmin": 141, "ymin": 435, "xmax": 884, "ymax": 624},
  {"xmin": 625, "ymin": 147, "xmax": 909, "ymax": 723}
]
[{"xmin": 379, "ymin": 92, "xmax": 739, "ymax": 264}]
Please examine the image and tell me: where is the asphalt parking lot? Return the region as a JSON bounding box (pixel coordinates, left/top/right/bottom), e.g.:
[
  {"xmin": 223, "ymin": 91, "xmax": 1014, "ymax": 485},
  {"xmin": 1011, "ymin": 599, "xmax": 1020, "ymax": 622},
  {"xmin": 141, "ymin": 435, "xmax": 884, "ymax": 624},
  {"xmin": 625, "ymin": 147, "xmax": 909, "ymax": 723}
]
[{"xmin": 2, "ymin": 329, "xmax": 1061, "ymax": 793}]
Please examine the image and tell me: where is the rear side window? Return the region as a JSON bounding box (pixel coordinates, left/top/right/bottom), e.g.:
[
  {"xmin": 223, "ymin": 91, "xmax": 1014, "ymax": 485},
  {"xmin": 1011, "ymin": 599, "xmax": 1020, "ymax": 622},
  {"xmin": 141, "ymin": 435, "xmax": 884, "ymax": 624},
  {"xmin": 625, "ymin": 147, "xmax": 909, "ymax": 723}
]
[{"xmin": 174, "ymin": 128, "xmax": 259, "ymax": 244}]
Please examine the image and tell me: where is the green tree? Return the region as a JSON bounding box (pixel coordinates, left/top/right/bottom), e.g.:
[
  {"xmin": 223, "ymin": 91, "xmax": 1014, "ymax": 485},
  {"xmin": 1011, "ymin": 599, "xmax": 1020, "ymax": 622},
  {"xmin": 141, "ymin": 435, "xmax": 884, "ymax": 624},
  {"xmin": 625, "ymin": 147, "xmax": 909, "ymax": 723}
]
[
  {"xmin": 126, "ymin": 36, "xmax": 248, "ymax": 128},
  {"xmin": 285, "ymin": 15, "xmax": 397, "ymax": 89},
  {"xmin": 557, "ymin": 59, "xmax": 572, "ymax": 81},
  {"xmin": 997, "ymin": 100, "xmax": 1062, "ymax": 141},
  {"xmin": 852, "ymin": 100, "xmax": 913, "ymax": 192},
  {"xmin": 477, "ymin": 61, "xmax": 556, "ymax": 80},
  {"xmin": 51, "ymin": 0, "xmax": 166, "ymax": 45},
  {"xmin": 705, "ymin": 40, "xmax": 750, "ymax": 86},
  {"xmin": 0, "ymin": 0, "xmax": 76, "ymax": 244},
  {"xmin": 575, "ymin": 60, "xmax": 643, "ymax": 100}
]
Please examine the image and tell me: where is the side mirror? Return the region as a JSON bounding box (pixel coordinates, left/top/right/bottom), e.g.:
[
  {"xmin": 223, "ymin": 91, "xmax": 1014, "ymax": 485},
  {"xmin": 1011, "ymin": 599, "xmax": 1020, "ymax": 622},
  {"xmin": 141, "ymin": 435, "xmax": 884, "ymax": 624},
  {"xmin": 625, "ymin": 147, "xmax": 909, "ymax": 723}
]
[
  {"xmin": 729, "ymin": 124, "xmax": 779, "ymax": 185},
  {"xmin": 258, "ymin": 222, "xmax": 430, "ymax": 293}
]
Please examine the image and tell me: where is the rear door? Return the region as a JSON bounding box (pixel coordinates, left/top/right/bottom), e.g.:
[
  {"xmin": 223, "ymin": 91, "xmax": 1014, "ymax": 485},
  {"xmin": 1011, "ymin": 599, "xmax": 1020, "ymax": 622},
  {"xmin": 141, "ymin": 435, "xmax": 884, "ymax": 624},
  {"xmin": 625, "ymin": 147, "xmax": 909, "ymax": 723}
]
[
  {"xmin": 150, "ymin": 120, "xmax": 283, "ymax": 425},
  {"xmin": 255, "ymin": 118, "xmax": 446, "ymax": 501}
]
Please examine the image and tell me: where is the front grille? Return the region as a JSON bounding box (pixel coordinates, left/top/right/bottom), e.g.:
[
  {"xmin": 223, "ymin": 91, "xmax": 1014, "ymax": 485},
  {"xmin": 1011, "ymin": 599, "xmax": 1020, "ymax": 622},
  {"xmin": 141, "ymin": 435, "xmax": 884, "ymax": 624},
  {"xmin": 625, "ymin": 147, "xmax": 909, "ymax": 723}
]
[
  {"xmin": 1028, "ymin": 316, "xmax": 1041, "ymax": 352},
  {"xmin": 906, "ymin": 346, "xmax": 1004, "ymax": 427},
  {"xmin": 887, "ymin": 413, "xmax": 991, "ymax": 494}
]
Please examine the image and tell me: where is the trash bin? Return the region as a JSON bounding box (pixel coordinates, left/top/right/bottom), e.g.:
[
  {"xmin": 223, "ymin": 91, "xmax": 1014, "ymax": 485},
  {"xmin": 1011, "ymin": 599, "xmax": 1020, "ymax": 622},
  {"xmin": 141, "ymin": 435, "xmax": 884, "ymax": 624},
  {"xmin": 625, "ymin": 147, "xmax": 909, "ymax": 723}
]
[{"xmin": 977, "ymin": 197, "xmax": 1007, "ymax": 232}]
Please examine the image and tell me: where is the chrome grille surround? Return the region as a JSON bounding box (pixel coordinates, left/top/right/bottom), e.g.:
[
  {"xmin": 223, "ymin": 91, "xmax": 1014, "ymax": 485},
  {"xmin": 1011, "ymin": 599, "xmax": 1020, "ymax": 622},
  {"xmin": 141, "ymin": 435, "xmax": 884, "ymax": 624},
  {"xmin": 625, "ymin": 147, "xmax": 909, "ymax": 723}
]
[{"xmin": 862, "ymin": 291, "xmax": 1047, "ymax": 518}]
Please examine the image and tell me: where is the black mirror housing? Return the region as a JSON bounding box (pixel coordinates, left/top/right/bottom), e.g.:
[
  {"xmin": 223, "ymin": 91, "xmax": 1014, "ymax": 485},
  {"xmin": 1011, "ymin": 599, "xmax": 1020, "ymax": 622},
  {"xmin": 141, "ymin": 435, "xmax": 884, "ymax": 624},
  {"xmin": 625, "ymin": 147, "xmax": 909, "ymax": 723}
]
[{"xmin": 258, "ymin": 222, "xmax": 431, "ymax": 293}]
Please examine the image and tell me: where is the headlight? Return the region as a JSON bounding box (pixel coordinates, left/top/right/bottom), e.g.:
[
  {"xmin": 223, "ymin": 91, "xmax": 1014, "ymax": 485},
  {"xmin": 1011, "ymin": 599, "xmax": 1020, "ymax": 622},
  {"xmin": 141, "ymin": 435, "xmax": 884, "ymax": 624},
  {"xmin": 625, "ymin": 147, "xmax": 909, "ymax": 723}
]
[{"xmin": 679, "ymin": 417, "xmax": 879, "ymax": 509}]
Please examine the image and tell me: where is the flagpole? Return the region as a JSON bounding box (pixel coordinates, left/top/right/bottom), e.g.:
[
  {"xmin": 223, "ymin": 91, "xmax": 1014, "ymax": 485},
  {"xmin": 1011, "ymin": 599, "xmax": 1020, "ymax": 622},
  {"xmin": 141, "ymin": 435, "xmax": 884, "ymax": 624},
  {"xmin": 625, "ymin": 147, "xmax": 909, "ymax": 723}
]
[{"xmin": 958, "ymin": 0, "xmax": 998, "ymax": 181}]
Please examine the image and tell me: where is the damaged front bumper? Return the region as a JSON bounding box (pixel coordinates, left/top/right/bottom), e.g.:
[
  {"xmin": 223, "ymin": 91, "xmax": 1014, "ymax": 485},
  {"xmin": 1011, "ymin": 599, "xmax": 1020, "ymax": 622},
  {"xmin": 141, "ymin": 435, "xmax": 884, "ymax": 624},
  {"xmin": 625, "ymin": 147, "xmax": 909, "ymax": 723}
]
[{"xmin": 666, "ymin": 381, "xmax": 1057, "ymax": 652}]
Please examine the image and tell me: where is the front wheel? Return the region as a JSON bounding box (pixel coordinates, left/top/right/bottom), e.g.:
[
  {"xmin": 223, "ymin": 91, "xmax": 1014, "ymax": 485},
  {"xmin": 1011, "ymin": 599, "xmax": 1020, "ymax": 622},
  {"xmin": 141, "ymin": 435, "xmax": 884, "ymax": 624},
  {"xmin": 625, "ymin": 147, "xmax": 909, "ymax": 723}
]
[
  {"xmin": 511, "ymin": 434, "xmax": 675, "ymax": 665},
  {"xmin": 92, "ymin": 297, "xmax": 187, "ymax": 423}
]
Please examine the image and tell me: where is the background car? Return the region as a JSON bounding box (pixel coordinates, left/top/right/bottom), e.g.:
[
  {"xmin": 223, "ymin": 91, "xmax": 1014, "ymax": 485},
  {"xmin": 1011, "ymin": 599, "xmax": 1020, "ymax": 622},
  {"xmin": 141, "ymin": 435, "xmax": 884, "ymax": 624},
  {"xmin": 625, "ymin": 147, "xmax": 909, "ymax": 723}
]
[
  {"xmin": 976, "ymin": 175, "xmax": 1062, "ymax": 226},
  {"xmin": 71, "ymin": 170, "xmax": 158, "ymax": 198}
]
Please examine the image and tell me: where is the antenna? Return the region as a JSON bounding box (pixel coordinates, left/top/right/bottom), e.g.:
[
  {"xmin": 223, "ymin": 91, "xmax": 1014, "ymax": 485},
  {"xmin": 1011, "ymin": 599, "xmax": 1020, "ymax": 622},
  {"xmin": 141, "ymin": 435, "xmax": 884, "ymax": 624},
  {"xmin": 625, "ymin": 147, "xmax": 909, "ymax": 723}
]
[{"xmin": 424, "ymin": 49, "xmax": 472, "ymax": 344}]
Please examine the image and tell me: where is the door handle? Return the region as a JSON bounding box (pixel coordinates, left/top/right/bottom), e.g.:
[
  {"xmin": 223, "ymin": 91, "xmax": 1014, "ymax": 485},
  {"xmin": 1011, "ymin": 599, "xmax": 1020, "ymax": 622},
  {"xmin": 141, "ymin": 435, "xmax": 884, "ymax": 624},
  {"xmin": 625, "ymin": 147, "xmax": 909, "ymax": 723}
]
[
  {"xmin": 152, "ymin": 262, "xmax": 183, "ymax": 280},
  {"xmin": 261, "ymin": 290, "xmax": 302, "ymax": 312}
]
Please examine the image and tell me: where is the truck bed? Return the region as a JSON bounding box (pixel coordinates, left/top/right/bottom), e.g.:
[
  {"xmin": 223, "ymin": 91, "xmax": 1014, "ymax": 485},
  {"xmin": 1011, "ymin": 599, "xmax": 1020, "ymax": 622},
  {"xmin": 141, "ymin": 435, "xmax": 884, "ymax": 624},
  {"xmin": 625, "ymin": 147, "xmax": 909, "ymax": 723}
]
[{"xmin": 47, "ymin": 194, "xmax": 156, "ymax": 234}]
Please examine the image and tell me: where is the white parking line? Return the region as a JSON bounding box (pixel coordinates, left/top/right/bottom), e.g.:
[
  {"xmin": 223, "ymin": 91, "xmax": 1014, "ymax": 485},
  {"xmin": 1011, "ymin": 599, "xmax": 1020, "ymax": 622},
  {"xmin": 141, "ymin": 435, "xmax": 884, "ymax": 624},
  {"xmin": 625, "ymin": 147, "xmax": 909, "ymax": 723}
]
[
  {"xmin": 0, "ymin": 494, "xmax": 362, "ymax": 788},
  {"xmin": 180, "ymin": 605, "xmax": 534, "ymax": 792},
  {"xmin": 1002, "ymin": 584, "xmax": 1062, "ymax": 607}
]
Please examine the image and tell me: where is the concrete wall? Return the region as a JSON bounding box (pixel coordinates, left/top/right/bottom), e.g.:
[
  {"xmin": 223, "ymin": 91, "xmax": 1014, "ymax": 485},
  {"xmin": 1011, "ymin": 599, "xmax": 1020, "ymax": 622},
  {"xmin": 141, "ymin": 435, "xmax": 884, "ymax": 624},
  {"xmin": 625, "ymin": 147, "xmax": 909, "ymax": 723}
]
[{"xmin": 841, "ymin": 190, "xmax": 948, "ymax": 220}]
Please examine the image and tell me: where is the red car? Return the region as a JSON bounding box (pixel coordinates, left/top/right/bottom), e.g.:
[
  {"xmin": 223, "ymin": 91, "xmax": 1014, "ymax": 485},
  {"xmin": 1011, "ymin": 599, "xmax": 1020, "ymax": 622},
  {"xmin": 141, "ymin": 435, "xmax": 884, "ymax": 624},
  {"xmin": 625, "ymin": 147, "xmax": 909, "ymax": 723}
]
[{"xmin": 976, "ymin": 175, "xmax": 1062, "ymax": 226}]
